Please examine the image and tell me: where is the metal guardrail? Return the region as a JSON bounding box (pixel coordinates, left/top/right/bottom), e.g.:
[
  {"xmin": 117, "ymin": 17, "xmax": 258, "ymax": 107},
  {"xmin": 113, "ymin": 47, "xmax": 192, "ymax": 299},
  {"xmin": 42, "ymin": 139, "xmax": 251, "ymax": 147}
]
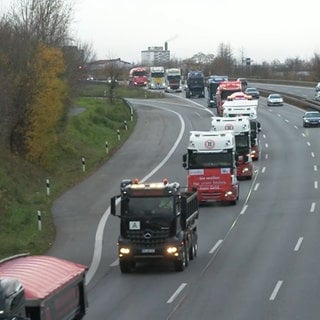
[{"xmin": 258, "ymin": 88, "xmax": 320, "ymax": 112}]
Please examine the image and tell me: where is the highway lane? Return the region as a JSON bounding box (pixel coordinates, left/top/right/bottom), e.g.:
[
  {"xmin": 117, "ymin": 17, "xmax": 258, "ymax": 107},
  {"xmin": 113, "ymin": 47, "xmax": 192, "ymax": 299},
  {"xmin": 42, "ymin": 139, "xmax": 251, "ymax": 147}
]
[
  {"xmin": 165, "ymin": 95, "xmax": 320, "ymax": 319},
  {"xmin": 49, "ymin": 88, "xmax": 320, "ymax": 319}
]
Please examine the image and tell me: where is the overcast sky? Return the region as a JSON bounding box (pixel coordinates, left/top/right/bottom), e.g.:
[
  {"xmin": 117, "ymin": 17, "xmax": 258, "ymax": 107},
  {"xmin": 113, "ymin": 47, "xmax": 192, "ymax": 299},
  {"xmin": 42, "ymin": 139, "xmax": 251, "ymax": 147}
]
[{"xmin": 1, "ymin": 0, "xmax": 319, "ymax": 64}]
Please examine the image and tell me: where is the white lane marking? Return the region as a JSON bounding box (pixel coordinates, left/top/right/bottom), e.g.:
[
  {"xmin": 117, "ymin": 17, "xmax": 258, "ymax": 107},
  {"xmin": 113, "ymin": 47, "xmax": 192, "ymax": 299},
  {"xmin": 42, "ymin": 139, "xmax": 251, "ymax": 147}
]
[
  {"xmin": 262, "ymin": 134, "xmax": 266, "ymax": 139},
  {"xmin": 314, "ymin": 165, "xmax": 318, "ymax": 172},
  {"xmin": 315, "ymin": 181, "xmax": 318, "ymax": 189},
  {"xmin": 86, "ymin": 106, "xmax": 186, "ymax": 284},
  {"xmin": 240, "ymin": 205, "xmax": 248, "ymax": 215},
  {"xmin": 302, "ymin": 133, "xmax": 306, "ymax": 137},
  {"xmin": 110, "ymin": 259, "xmax": 119, "ymax": 267},
  {"xmin": 209, "ymin": 240, "xmax": 223, "ymax": 254},
  {"xmin": 269, "ymin": 281, "xmax": 283, "ymax": 301},
  {"xmin": 285, "ymin": 119, "xmax": 289, "ymax": 123},
  {"xmin": 254, "ymin": 183, "xmax": 260, "ymax": 191},
  {"xmin": 307, "ymin": 141, "xmax": 311, "ymax": 146},
  {"xmin": 310, "ymin": 202, "xmax": 316, "ymax": 213},
  {"xmin": 311, "ymin": 152, "xmax": 315, "ymax": 158},
  {"xmin": 167, "ymin": 283, "xmax": 187, "ymax": 304},
  {"xmin": 294, "ymin": 125, "xmax": 299, "ymax": 129},
  {"xmin": 265, "ymin": 154, "xmax": 268, "ymax": 160},
  {"xmin": 265, "ymin": 143, "xmax": 269, "ymax": 148},
  {"xmin": 261, "ymin": 167, "xmax": 266, "ymax": 173},
  {"xmin": 294, "ymin": 237, "xmax": 303, "ymax": 251}
]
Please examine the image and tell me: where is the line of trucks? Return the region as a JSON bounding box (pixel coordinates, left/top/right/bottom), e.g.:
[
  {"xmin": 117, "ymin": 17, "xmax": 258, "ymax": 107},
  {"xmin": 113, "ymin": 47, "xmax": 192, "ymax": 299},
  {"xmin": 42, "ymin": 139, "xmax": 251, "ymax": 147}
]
[
  {"xmin": 128, "ymin": 67, "xmax": 182, "ymax": 92},
  {"xmin": 183, "ymin": 85, "xmax": 261, "ymax": 206},
  {"xmin": 110, "ymin": 77, "xmax": 261, "ymax": 272}
]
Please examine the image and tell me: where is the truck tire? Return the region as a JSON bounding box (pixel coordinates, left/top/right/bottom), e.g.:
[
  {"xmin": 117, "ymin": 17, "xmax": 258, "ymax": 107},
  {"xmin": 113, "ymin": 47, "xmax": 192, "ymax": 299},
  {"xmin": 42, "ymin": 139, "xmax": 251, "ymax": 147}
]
[
  {"xmin": 189, "ymin": 239, "xmax": 198, "ymax": 260},
  {"xmin": 174, "ymin": 246, "xmax": 188, "ymax": 272},
  {"xmin": 119, "ymin": 259, "xmax": 134, "ymax": 273}
]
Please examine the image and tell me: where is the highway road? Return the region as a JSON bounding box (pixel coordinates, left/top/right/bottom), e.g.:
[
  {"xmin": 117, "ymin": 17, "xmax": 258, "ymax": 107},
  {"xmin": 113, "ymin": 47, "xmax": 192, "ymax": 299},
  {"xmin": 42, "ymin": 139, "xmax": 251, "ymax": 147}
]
[{"xmin": 48, "ymin": 87, "xmax": 320, "ymax": 319}]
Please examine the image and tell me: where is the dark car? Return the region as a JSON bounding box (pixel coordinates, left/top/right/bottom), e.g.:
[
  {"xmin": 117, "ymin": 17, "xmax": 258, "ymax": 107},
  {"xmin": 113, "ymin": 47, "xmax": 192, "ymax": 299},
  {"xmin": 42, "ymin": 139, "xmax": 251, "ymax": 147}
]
[
  {"xmin": 303, "ymin": 111, "xmax": 320, "ymax": 127},
  {"xmin": 267, "ymin": 93, "xmax": 283, "ymax": 106},
  {"xmin": 245, "ymin": 87, "xmax": 260, "ymax": 99}
]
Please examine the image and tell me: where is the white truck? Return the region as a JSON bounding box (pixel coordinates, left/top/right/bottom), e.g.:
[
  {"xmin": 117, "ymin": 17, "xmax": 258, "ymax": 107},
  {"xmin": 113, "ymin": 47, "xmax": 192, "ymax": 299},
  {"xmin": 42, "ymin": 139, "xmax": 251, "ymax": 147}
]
[
  {"xmin": 222, "ymin": 99, "xmax": 261, "ymax": 161},
  {"xmin": 148, "ymin": 66, "xmax": 165, "ymax": 89},
  {"xmin": 164, "ymin": 68, "xmax": 182, "ymax": 92},
  {"xmin": 211, "ymin": 116, "xmax": 253, "ymax": 179}
]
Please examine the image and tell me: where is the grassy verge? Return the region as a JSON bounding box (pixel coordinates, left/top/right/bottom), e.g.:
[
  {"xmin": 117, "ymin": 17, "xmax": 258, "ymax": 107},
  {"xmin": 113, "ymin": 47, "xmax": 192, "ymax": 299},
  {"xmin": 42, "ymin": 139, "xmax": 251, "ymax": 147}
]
[{"xmin": 0, "ymin": 83, "xmax": 162, "ymax": 260}]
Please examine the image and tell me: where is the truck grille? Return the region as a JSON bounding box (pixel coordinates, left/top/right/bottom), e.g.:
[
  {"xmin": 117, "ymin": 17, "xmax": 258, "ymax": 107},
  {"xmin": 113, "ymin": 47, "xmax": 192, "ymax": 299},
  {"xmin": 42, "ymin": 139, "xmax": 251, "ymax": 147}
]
[{"xmin": 125, "ymin": 229, "xmax": 170, "ymax": 246}]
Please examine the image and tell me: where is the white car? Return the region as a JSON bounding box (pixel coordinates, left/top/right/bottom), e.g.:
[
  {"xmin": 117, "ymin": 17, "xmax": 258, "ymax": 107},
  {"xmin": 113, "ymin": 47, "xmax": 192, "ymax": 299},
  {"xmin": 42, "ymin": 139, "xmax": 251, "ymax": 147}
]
[
  {"xmin": 267, "ymin": 93, "xmax": 284, "ymax": 106},
  {"xmin": 316, "ymin": 82, "xmax": 320, "ymax": 92},
  {"xmin": 315, "ymin": 91, "xmax": 320, "ymax": 101}
]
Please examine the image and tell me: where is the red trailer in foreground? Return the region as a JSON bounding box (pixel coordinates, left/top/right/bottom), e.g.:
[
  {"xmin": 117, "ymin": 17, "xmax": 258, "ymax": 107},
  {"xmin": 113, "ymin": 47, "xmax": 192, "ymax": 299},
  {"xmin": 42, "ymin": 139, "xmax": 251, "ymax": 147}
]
[{"xmin": 0, "ymin": 254, "xmax": 88, "ymax": 320}]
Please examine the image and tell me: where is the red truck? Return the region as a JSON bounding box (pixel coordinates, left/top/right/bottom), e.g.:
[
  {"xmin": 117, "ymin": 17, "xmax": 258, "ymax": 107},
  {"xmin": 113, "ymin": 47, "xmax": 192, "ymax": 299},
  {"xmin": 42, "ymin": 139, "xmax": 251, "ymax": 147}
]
[
  {"xmin": 183, "ymin": 130, "xmax": 239, "ymax": 205},
  {"xmin": 215, "ymin": 81, "xmax": 242, "ymax": 116},
  {"xmin": 128, "ymin": 67, "xmax": 148, "ymax": 87},
  {"xmin": 0, "ymin": 254, "xmax": 88, "ymax": 320}
]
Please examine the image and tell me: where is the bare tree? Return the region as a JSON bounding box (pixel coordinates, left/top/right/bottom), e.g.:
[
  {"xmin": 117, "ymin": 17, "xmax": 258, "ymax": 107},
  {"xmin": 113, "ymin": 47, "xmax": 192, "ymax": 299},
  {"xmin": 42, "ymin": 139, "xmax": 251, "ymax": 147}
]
[{"xmin": 9, "ymin": 0, "xmax": 73, "ymax": 47}]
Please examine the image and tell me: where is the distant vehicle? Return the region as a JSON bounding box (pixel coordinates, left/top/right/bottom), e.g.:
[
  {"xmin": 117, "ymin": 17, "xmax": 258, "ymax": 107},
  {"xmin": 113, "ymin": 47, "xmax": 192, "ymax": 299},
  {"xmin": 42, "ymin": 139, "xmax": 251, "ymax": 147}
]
[
  {"xmin": 267, "ymin": 93, "xmax": 284, "ymax": 106},
  {"xmin": 315, "ymin": 91, "xmax": 320, "ymax": 101},
  {"xmin": 315, "ymin": 82, "xmax": 320, "ymax": 92},
  {"xmin": 216, "ymin": 80, "xmax": 242, "ymax": 116},
  {"xmin": 185, "ymin": 71, "xmax": 205, "ymax": 98},
  {"xmin": 128, "ymin": 67, "xmax": 148, "ymax": 86},
  {"xmin": 148, "ymin": 66, "xmax": 165, "ymax": 89},
  {"xmin": 164, "ymin": 68, "xmax": 182, "ymax": 92},
  {"xmin": 206, "ymin": 75, "xmax": 228, "ymax": 107},
  {"xmin": 302, "ymin": 111, "xmax": 320, "ymax": 127},
  {"xmin": 237, "ymin": 78, "xmax": 248, "ymax": 91},
  {"xmin": 245, "ymin": 87, "xmax": 260, "ymax": 99}
]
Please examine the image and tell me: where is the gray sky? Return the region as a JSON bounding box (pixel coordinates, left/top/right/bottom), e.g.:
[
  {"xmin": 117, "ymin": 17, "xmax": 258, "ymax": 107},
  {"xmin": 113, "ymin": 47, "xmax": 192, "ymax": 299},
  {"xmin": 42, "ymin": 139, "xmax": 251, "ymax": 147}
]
[{"xmin": 1, "ymin": 0, "xmax": 319, "ymax": 64}]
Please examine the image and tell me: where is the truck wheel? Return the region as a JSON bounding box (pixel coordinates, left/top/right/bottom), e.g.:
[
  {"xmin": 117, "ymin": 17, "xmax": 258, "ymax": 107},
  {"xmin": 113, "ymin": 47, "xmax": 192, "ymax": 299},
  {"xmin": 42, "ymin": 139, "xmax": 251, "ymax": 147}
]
[
  {"xmin": 119, "ymin": 260, "xmax": 134, "ymax": 273},
  {"xmin": 189, "ymin": 240, "xmax": 198, "ymax": 260},
  {"xmin": 174, "ymin": 246, "xmax": 187, "ymax": 272}
]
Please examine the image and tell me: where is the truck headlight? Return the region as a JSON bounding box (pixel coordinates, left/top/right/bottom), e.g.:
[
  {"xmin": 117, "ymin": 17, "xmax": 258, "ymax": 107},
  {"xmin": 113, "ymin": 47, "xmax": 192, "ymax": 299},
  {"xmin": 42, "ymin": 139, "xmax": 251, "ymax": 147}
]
[
  {"xmin": 225, "ymin": 191, "xmax": 233, "ymax": 197},
  {"xmin": 119, "ymin": 247, "xmax": 130, "ymax": 255},
  {"xmin": 167, "ymin": 246, "xmax": 178, "ymax": 255}
]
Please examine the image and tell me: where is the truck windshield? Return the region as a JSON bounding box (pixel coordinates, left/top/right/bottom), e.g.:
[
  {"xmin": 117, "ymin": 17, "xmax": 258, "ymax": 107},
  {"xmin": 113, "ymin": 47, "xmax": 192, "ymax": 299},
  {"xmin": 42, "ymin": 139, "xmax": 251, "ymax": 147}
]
[
  {"xmin": 235, "ymin": 135, "xmax": 249, "ymax": 149},
  {"xmin": 188, "ymin": 151, "xmax": 233, "ymax": 169},
  {"xmin": 167, "ymin": 75, "xmax": 181, "ymax": 81},
  {"xmin": 133, "ymin": 71, "xmax": 146, "ymax": 77},
  {"xmin": 151, "ymin": 72, "xmax": 164, "ymax": 77},
  {"xmin": 124, "ymin": 197, "xmax": 174, "ymax": 216}
]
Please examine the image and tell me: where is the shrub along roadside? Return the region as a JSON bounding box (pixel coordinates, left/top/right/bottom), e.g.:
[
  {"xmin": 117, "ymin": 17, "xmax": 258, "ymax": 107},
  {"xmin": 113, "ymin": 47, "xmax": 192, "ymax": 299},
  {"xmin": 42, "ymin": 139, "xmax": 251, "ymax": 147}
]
[{"xmin": 0, "ymin": 84, "xmax": 162, "ymax": 259}]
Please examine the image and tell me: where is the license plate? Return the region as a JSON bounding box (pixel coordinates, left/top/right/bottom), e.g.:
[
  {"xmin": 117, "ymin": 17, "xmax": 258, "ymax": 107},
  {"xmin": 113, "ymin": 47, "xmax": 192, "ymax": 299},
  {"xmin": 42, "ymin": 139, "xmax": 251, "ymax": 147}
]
[{"xmin": 141, "ymin": 248, "xmax": 155, "ymax": 253}]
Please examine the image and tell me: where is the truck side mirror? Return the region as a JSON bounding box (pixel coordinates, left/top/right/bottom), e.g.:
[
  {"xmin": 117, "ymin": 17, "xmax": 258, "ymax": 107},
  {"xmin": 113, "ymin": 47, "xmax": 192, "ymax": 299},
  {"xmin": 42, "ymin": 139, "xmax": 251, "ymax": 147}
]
[
  {"xmin": 110, "ymin": 196, "xmax": 116, "ymax": 216},
  {"xmin": 182, "ymin": 154, "xmax": 188, "ymax": 169}
]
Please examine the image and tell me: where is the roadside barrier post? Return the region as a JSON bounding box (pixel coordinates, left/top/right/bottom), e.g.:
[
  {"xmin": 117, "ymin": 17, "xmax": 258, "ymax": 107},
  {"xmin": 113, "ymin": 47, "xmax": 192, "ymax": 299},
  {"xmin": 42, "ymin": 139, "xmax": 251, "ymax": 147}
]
[
  {"xmin": 124, "ymin": 120, "xmax": 128, "ymax": 130},
  {"xmin": 46, "ymin": 179, "xmax": 50, "ymax": 196},
  {"xmin": 117, "ymin": 129, "xmax": 120, "ymax": 141},
  {"xmin": 82, "ymin": 157, "xmax": 86, "ymax": 172},
  {"xmin": 105, "ymin": 141, "xmax": 109, "ymax": 154},
  {"xmin": 37, "ymin": 210, "xmax": 42, "ymax": 231}
]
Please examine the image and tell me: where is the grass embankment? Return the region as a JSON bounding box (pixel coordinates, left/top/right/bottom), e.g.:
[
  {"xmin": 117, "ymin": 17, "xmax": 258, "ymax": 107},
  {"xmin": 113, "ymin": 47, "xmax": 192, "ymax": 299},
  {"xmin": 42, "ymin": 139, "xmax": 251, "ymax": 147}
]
[{"xmin": 0, "ymin": 83, "xmax": 163, "ymax": 260}]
